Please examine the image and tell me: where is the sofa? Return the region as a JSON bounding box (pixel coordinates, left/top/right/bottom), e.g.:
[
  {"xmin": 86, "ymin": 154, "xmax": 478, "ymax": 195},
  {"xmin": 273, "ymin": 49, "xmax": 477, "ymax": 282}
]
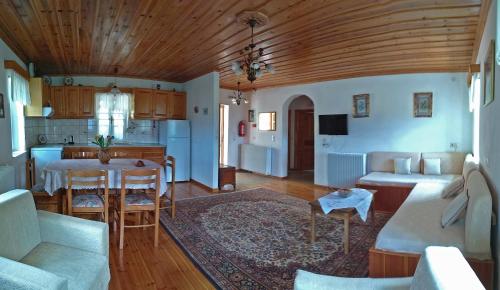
[
  {"xmin": 294, "ymin": 246, "xmax": 485, "ymax": 290},
  {"xmin": 357, "ymin": 153, "xmax": 493, "ymax": 289},
  {"xmin": 0, "ymin": 189, "xmax": 110, "ymax": 290}
]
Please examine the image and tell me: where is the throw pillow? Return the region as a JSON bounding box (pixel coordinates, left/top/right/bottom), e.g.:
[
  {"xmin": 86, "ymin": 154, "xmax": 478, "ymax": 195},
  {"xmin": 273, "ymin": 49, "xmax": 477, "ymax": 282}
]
[
  {"xmin": 424, "ymin": 158, "xmax": 441, "ymax": 175},
  {"xmin": 394, "ymin": 158, "xmax": 411, "ymax": 175},
  {"xmin": 441, "ymin": 191, "xmax": 468, "ymax": 228},
  {"xmin": 441, "ymin": 177, "xmax": 465, "ymax": 199}
]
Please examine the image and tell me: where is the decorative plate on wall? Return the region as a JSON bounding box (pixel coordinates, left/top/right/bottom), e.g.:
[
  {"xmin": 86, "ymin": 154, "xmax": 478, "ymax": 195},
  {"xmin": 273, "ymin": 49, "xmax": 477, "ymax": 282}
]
[{"xmin": 64, "ymin": 76, "xmax": 74, "ymax": 86}]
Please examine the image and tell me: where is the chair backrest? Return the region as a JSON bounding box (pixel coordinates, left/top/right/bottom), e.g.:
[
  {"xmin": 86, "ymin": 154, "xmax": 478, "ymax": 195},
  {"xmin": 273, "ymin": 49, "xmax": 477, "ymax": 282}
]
[
  {"xmin": 71, "ymin": 151, "xmax": 97, "ymax": 159},
  {"xmin": 121, "ymin": 169, "xmax": 160, "ymax": 192},
  {"xmin": 67, "ymin": 169, "xmax": 109, "ymax": 190},
  {"xmin": 0, "ymin": 190, "xmax": 41, "ymax": 261},
  {"xmin": 421, "ymin": 152, "xmax": 467, "ymax": 175},
  {"xmin": 464, "ymin": 170, "xmax": 492, "ymax": 259},
  {"xmin": 411, "ymin": 246, "xmax": 484, "ymax": 290},
  {"xmin": 25, "ymin": 158, "xmax": 35, "ymax": 189},
  {"xmin": 112, "ymin": 151, "xmax": 141, "ymax": 159}
]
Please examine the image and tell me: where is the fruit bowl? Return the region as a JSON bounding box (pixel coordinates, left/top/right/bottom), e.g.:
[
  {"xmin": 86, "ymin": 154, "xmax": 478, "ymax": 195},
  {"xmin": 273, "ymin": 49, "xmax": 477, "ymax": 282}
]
[{"xmin": 337, "ymin": 188, "xmax": 352, "ymax": 198}]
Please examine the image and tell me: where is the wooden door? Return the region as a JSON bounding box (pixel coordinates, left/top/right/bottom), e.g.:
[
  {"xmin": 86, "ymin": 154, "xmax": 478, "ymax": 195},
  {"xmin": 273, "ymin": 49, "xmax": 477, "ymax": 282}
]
[
  {"xmin": 168, "ymin": 92, "xmax": 186, "ymax": 119},
  {"xmin": 78, "ymin": 87, "xmax": 95, "ymax": 118},
  {"xmin": 152, "ymin": 90, "xmax": 169, "ymax": 119},
  {"xmin": 294, "ymin": 109, "xmax": 314, "ymax": 170},
  {"xmin": 64, "ymin": 87, "xmax": 79, "ymax": 117},
  {"xmin": 50, "ymin": 86, "xmax": 65, "ymax": 118},
  {"xmin": 133, "ymin": 89, "xmax": 153, "ymax": 118}
]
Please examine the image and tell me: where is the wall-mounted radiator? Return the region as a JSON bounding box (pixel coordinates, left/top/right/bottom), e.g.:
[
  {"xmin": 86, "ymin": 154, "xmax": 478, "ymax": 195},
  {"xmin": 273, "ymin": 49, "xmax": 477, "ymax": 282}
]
[
  {"xmin": 327, "ymin": 153, "xmax": 366, "ymax": 188},
  {"xmin": 240, "ymin": 144, "xmax": 272, "ymax": 175},
  {"xmin": 0, "ymin": 165, "xmax": 15, "ymax": 193}
]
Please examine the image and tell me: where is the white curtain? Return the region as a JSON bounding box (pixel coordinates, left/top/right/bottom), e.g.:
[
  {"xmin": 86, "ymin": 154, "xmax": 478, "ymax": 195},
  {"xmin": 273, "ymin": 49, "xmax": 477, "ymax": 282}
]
[
  {"xmin": 7, "ymin": 69, "xmax": 30, "ymax": 105},
  {"xmin": 96, "ymin": 92, "xmax": 131, "ymax": 140}
]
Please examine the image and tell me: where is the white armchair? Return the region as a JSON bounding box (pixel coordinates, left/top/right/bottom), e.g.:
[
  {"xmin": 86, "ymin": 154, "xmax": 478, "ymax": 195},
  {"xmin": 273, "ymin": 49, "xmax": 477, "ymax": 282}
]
[
  {"xmin": 294, "ymin": 246, "xmax": 485, "ymax": 290},
  {"xmin": 0, "ymin": 189, "xmax": 110, "ymax": 290}
]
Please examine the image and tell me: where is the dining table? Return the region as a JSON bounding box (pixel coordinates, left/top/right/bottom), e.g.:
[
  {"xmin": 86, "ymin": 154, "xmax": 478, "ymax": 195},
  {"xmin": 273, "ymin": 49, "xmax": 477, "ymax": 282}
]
[{"xmin": 42, "ymin": 158, "xmax": 167, "ymax": 195}]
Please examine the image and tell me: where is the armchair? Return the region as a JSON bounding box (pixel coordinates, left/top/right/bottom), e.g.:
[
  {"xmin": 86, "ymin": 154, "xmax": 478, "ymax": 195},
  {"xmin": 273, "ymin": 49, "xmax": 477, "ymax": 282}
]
[{"xmin": 0, "ymin": 189, "xmax": 110, "ymax": 290}]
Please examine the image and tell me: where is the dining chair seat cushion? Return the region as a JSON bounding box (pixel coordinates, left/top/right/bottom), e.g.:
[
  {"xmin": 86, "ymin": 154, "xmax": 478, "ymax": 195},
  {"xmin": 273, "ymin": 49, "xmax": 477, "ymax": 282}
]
[
  {"xmin": 125, "ymin": 193, "xmax": 154, "ymax": 206},
  {"xmin": 72, "ymin": 194, "xmax": 104, "ymax": 208},
  {"xmin": 20, "ymin": 242, "xmax": 109, "ymax": 290}
]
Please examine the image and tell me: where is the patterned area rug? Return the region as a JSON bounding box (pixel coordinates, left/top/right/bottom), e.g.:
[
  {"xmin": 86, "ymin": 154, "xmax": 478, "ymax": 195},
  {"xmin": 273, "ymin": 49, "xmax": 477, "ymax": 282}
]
[{"xmin": 160, "ymin": 188, "xmax": 390, "ymax": 290}]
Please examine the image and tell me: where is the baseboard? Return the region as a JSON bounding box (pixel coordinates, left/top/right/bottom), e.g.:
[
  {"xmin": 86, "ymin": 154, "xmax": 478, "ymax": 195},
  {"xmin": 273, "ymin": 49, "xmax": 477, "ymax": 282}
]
[{"xmin": 190, "ymin": 179, "xmax": 219, "ymax": 193}]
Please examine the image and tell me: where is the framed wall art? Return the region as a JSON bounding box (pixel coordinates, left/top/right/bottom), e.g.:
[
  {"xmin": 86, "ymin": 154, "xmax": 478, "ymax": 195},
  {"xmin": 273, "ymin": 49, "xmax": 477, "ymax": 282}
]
[
  {"xmin": 352, "ymin": 94, "xmax": 370, "ymax": 118},
  {"xmin": 484, "ymin": 39, "xmax": 495, "ymax": 106},
  {"xmin": 0, "ymin": 93, "xmax": 4, "ymax": 118},
  {"xmin": 413, "ymin": 92, "xmax": 433, "ymax": 118},
  {"xmin": 248, "ymin": 109, "xmax": 255, "ymax": 122}
]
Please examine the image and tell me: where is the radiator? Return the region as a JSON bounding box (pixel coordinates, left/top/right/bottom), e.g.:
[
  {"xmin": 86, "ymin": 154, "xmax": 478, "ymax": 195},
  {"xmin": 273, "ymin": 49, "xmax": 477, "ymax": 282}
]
[
  {"xmin": 0, "ymin": 165, "xmax": 15, "ymax": 193},
  {"xmin": 327, "ymin": 153, "xmax": 366, "ymax": 188},
  {"xmin": 240, "ymin": 144, "xmax": 272, "ymax": 175}
]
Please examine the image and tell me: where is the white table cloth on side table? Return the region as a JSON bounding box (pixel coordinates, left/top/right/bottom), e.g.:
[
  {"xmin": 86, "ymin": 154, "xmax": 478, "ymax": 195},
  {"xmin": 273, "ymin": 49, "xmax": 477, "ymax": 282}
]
[{"xmin": 42, "ymin": 159, "xmax": 167, "ymax": 195}]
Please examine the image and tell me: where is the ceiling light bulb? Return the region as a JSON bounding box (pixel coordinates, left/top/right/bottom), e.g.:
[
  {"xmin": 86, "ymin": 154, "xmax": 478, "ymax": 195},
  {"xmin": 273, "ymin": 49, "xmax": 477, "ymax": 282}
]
[
  {"xmin": 265, "ymin": 63, "xmax": 275, "ymax": 74},
  {"xmin": 252, "ymin": 62, "xmax": 260, "ymax": 69},
  {"xmin": 244, "ymin": 99, "xmax": 249, "ymax": 104},
  {"xmin": 255, "ymin": 69, "xmax": 263, "ymax": 78},
  {"xmin": 231, "ymin": 61, "xmax": 241, "ymax": 72}
]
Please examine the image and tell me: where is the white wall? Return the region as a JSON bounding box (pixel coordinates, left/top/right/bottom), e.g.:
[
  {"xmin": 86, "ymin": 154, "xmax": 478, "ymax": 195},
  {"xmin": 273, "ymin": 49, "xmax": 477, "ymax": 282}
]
[
  {"xmin": 476, "ymin": 1, "xmax": 500, "ymax": 287},
  {"xmin": 0, "ymin": 38, "xmax": 28, "ymax": 188},
  {"xmin": 219, "ymin": 88, "xmax": 250, "ymax": 168},
  {"xmin": 185, "ymin": 72, "xmax": 220, "ymax": 189},
  {"xmin": 249, "ymin": 73, "xmax": 472, "ymax": 185}
]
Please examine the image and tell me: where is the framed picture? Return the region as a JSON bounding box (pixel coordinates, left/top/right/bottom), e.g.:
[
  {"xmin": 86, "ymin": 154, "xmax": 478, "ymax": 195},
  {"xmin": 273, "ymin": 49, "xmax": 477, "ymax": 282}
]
[
  {"xmin": 0, "ymin": 93, "xmax": 4, "ymax": 118},
  {"xmin": 352, "ymin": 94, "xmax": 370, "ymax": 118},
  {"xmin": 248, "ymin": 109, "xmax": 255, "ymax": 122},
  {"xmin": 413, "ymin": 92, "xmax": 433, "ymax": 118},
  {"xmin": 484, "ymin": 40, "xmax": 495, "ymax": 106}
]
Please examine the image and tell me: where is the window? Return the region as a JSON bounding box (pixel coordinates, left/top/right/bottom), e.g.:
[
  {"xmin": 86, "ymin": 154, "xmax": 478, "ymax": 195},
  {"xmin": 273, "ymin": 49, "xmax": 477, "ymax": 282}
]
[
  {"xmin": 96, "ymin": 92, "xmax": 130, "ymax": 140},
  {"xmin": 6, "ymin": 69, "xmax": 30, "ymax": 156},
  {"xmin": 258, "ymin": 112, "xmax": 276, "ymax": 131}
]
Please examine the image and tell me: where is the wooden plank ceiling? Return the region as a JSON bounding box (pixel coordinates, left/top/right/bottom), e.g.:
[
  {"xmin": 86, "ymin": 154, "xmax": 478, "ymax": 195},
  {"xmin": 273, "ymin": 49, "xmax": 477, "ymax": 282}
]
[{"xmin": 0, "ymin": 0, "xmax": 485, "ymax": 90}]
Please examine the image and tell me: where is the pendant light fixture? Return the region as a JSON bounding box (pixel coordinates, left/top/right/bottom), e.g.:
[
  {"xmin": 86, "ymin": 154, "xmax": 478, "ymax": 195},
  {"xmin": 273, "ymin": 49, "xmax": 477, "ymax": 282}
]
[{"xmin": 229, "ymin": 81, "xmax": 248, "ymax": 106}]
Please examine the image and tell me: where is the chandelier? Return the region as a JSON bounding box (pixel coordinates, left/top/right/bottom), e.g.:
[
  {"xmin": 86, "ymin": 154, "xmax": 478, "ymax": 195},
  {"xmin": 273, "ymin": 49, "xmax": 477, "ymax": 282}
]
[
  {"xmin": 231, "ymin": 11, "xmax": 275, "ymax": 83},
  {"xmin": 109, "ymin": 66, "xmax": 121, "ymax": 96},
  {"xmin": 229, "ymin": 81, "xmax": 248, "ymax": 106}
]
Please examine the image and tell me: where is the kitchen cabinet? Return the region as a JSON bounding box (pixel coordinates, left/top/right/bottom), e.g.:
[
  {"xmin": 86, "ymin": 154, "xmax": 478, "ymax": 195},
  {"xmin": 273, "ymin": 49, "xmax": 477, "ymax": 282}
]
[
  {"xmin": 25, "ymin": 78, "xmax": 51, "ymax": 117},
  {"xmin": 63, "ymin": 146, "xmax": 165, "ymax": 165},
  {"xmin": 49, "ymin": 86, "xmax": 95, "ymax": 119},
  {"xmin": 133, "ymin": 88, "xmax": 154, "ymax": 118},
  {"xmin": 133, "ymin": 89, "xmax": 187, "ymax": 120}
]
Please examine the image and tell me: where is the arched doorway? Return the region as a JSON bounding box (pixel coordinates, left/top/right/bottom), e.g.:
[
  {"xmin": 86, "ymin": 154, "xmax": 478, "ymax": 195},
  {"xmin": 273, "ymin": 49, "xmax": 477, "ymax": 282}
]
[{"xmin": 287, "ymin": 95, "xmax": 314, "ymax": 183}]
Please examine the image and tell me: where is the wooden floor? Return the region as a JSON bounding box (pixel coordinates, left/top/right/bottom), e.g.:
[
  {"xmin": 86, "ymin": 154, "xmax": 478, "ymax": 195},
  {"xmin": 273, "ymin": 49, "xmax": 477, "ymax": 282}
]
[{"xmin": 109, "ymin": 171, "xmax": 329, "ymax": 290}]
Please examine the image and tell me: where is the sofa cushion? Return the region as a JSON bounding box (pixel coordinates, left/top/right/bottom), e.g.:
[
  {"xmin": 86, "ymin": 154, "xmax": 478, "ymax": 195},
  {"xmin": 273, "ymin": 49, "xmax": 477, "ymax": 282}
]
[
  {"xmin": 0, "ymin": 190, "xmax": 41, "ymax": 261},
  {"xmin": 441, "ymin": 191, "xmax": 468, "ymax": 228},
  {"xmin": 21, "ymin": 242, "xmax": 109, "ymax": 290},
  {"xmin": 421, "ymin": 152, "xmax": 466, "ymax": 175},
  {"xmin": 423, "ymin": 158, "xmax": 441, "ymax": 175},
  {"xmin": 441, "ymin": 177, "xmax": 465, "ymax": 198},
  {"xmin": 394, "ymin": 158, "xmax": 411, "ymax": 175},
  {"xmin": 358, "ymin": 172, "xmax": 461, "ymax": 187},
  {"xmin": 375, "ymin": 183, "xmax": 467, "ymax": 255},
  {"xmin": 368, "ymin": 152, "xmax": 421, "ymax": 173}
]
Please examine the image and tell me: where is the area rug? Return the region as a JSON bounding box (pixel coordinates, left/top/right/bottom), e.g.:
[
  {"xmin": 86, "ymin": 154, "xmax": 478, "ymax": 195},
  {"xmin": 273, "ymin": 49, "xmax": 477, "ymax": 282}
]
[{"xmin": 160, "ymin": 188, "xmax": 390, "ymax": 290}]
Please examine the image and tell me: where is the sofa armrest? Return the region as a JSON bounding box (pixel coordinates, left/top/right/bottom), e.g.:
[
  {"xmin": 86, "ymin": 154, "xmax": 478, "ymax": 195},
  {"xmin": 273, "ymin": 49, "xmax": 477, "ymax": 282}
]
[
  {"xmin": 0, "ymin": 257, "xmax": 67, "ymax": 290},
  {"xmin": 37, "ymin": 210, "xmax": 109, "ymax": 259}
]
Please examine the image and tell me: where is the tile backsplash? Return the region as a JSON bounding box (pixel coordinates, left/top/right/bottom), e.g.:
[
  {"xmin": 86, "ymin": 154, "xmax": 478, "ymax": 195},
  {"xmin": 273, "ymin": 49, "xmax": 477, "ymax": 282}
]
[{"xmin": 25, "ymin": 118, "xmax": 159, "ymax": 147}]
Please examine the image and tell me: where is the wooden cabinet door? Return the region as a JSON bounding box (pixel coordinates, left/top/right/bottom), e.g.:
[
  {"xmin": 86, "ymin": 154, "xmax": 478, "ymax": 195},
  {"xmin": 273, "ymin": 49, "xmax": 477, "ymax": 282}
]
[
  {"xmin": 168, "ymin": 92, "xmax": 187, "ymax": 119},
  {"xmin": 133, "ymin": 89, "xmax": 153, "ymax": 118},
  {"xmin": 153, "ymin": 90, "xmax": 169, "ymax": 119},
  {"xmin": 78, "ymin": 87, "xmax": 95, "ymax": 118},
  {"xmin": 64, "ymin": 87, "xmax": 79, "ymax": 117},
  {"xmin": 50, "ymin": 86, "xmax": 66, "ymax": 118}
]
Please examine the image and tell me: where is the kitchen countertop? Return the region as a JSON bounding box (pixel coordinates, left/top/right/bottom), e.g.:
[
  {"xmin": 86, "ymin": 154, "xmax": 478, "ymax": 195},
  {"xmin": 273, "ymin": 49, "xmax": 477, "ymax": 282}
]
[{"xmin": 31, "ymin": 143, "xmax": 165, "ymax": 149}]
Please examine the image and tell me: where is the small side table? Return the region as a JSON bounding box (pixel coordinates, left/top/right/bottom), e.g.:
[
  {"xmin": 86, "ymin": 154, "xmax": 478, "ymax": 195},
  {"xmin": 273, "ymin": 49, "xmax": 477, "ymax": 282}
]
[
  {"xmin": 219, "ymin": 165, "xmax": 236, "ymax": 191},
  {"xmin": 309, "ymin": 189, "xmax": 376, "ymax": 254}
]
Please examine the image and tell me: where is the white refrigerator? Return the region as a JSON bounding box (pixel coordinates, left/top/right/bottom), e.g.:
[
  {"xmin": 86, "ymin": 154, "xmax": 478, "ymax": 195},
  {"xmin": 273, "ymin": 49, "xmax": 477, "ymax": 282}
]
[{"xmin": 159, "ymin": 120, "xmax": 191, "ymax": 182}]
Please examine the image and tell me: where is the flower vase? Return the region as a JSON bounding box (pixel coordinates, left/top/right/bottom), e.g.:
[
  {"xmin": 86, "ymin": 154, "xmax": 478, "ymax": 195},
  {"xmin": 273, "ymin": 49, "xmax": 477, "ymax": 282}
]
[{"xmin": 98, "ymin": 148, "xmax": 111, "ymax": 164}]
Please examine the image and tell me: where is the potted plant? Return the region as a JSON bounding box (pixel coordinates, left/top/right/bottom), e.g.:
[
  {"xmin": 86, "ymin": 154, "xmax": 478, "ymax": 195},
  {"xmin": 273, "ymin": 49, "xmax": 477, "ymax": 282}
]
[{"xmin": 92, "ymin": 135, "xmax": 112, "ymax": 164}]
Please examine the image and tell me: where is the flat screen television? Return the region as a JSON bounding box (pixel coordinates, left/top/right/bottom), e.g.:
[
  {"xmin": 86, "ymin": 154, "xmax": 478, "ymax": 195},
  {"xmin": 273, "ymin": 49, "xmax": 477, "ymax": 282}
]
[{"xmin": 319, "ymin": 114, "xmax": 348, "ymax": 135}]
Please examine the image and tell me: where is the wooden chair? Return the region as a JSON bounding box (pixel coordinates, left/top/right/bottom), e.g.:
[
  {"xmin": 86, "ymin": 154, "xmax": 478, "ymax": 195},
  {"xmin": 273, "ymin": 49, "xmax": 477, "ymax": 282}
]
[
  {"xmin": 26, "ymin": 158, "xmax": 63, "ymax": 213},
  {"xmin": 71, "ymin": 151, "xmax": 97, "ymax": 159},
  {"xmin": 111, "ymin": 151, "xmax": 141, "ymax": 159},
  {"xmin": 67, "ymin": 169, "xmax": 109, "ymax": 223},
  {"xmin": 115, "ymin": 168, "xmax": 161, "ymax": 249},
  {"xmin": 160, "ymin": 156, "xmax": 176, "ymax": 218}
]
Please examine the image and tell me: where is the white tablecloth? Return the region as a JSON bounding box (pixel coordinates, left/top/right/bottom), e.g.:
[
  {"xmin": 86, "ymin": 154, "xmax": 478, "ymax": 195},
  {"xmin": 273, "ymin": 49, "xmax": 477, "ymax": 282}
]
[
  {"xmin": 318, "ymin": 188, "xmax": 373, "ymax": 221},
  {"xmin": 42, "ymin": 159, "xmax": 167, "ymax": 196}
]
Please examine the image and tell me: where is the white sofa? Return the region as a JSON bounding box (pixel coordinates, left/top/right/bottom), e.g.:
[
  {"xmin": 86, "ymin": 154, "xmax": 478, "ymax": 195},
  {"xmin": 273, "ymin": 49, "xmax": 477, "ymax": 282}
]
[{"xmin": 294, "ymin": 246, "xmax": 485, "ymax": 290}]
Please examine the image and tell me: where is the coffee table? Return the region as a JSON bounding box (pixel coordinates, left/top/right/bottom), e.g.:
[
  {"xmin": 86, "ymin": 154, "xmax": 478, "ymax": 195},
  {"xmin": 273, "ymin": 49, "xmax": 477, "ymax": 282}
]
[{"xmin": 309, "ymin": 189, "xmax": 376, "ymax": 254}]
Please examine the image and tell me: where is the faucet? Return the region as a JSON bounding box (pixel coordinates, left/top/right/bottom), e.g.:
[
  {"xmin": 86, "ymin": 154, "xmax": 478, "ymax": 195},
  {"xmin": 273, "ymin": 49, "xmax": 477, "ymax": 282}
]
[{"xmin": 68, "ymin": 135, "xmax": 75, "ymax": 145}]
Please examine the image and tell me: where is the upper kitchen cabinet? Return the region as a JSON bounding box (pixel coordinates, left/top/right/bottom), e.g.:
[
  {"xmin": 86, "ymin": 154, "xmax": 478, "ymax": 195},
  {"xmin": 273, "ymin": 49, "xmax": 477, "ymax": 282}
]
[
  {"xmin": 167, "ymin": 92, "xmax": 187, "ymax": 119},
  {"xmin": 133, "ymin": 88, "xmax": 154, "ymax": 119},
  {"xmin": 133, "ymin": 89, "xmax": 186, "ymax": 120},
  {"xmin": 25, "ymin": 77, "xmax": 51, "ymax": 117},
  {"xmin": 50, "ymin": 86, "xmax": 95, "ymax": 119}
]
